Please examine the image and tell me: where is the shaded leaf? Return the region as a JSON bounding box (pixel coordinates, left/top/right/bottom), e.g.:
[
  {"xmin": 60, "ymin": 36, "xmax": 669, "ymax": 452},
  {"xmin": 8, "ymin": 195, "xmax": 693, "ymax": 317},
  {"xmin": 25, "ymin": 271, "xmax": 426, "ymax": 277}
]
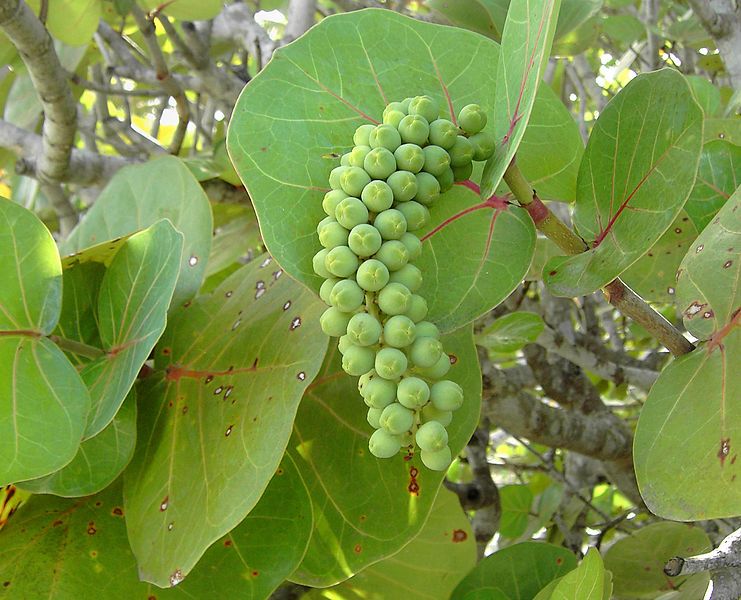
[
  {"xmin": 426, "ymin": 0, "xmax": 509, "ymax": 41},
  {"xmin": 451, "ymin": 541, "xmax": 577, "ymax": 600},
  {"xmin": 124, "ymin": 256, "xmax": 327, "ymax": 587},
  {"xmin": 554, "ymin": 0, "xmax": 602, "ymax": 41},
  {"xmin": 543, "ymin": 69, "xmax": 704, "ymax": 297},
  {"xmin": 306, "ymin": 488, "xmax": 476, "ymax": 600},
  {"xmin": 547, "ymin": 548, "xmax": 610, "ymax": 600},
  {"xmin": 481, "ymin": 0, "xmax": 562, "ymax": 198},
  {"xmin": 499, "ymin": 484, "xmax": 534, "ymax": 538},
  {"xmin": 289, "ymin": 325, "xmax": 481, "ymax": 586},
  {"xmin": 64, "ymin": 156, "xmax": 212, "ymax": 306},
  {"xmin": 685, "ymin": 140, "xmax": 740, "ymax": 231},
  {"xmin": 61, "ymin": 234, "xmax": 133, "ymax": 270},
  {"xmin": 602, "ymin": 14, "xmax": 645, "ymax": 44},
  {"xmin": 687, "ymin": 75, "xmax": 721, "ymax": 117},
  {"xmin": 703, "ymin": 118, "xmax": 741, "ymax": 145},
  {"xmin": 27, "ymin": 0, "xmax": 101, "ymax": 46},
  {"xmin": 476, "ymin": 312, "xmax": 545, "ymax": 353},
  {"xmin": 138, "ymin": 0, "xmax": 222, "ymax": 20}
]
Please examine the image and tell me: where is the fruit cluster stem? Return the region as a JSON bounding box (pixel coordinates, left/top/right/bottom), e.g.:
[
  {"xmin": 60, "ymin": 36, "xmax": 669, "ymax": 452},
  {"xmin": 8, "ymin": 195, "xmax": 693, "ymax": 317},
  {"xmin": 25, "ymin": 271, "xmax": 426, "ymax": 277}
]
[{"xmin": 502, "ymin": 161, "xmax": 695, "ymax": 358}]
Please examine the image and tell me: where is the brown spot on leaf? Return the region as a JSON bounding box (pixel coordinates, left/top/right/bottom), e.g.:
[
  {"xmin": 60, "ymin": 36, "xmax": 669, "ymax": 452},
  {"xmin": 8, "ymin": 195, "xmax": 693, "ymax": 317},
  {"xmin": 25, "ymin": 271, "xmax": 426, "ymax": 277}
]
[
  {"xmin": 224, "ymin": 539, "xmax": 232, "ymax": 547},
  {"xmin": 52, "ymin": 520, "xmax": 63, "ymax": 527},
  {"xmin": 684, "ymin": 301, "xmax": 707, "ymax": 318},
  {"xmin": 718, "ymin": 438, "xmax": 731, "ymax": 467},
  {"xmin": 251, "ymin": 570, "xmax": 259, "ymax": 577},
  {"xmin": 724, "ymin": 260, "xmax": 733, "ymax": 268},
  {"xmin": 452, "ymin": 529, "xmax": 468, "ymax": 543},
  {"xmin": 87, "ymin": 526, "xmax": 96, "ymax": 535},
  {"xmin": 549, "ymin": 270, "xmax": 557, "ymax": 276},
  {"xmin": 160, "ymin": 496, "xmax": 169, "ymax": 512},
  {"xmin": 112, "ymin": 507, "xmax": 123, "ymax": 517},
  {"xmin": 354, "ymin": 544, "xmax": 362, "ymax": 554},
  {"xmin": 449, "ymin": 354, "xmax": 458, "ymax": 365}
]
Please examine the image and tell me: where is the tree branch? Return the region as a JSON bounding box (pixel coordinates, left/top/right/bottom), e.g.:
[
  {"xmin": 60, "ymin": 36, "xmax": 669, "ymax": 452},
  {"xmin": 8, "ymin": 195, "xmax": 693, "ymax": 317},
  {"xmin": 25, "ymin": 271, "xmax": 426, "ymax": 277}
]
[
  {"xmin": 687, "ymin": 0, "xmax": 741, "ymax": 89},
  {"xmin": 283, "ymin": 0, "xmax": 317, "ymax": 43},
  {"xmin": 665, "ymin": 528, "xmax": 741, "ymax": 576}
]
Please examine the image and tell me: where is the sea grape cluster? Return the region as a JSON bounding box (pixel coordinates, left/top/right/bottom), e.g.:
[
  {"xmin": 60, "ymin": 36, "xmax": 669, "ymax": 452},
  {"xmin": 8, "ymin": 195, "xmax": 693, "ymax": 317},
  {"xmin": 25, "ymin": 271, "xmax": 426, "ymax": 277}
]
[{"xmin": 313, "ymin": 95, "xmax": 495, "ymax": 471}]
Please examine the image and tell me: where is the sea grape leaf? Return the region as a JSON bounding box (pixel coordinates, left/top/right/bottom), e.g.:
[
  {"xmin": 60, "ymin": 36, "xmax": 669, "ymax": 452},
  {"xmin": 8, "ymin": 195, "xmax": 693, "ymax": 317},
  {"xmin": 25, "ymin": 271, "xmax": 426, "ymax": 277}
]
[
  {"xmin": 26, "ymin": 0, "xmax": 101, "ymax": 46},
  {"xmin": 676, "ymin": 189, "xmax": 740, "ymax": 340},
  {"xmin": 621, "ymin": 210, "xmax": 698, "ymax": 304},
  {"xmin": 480, "ymin": 0, "xmax": 562, "ymax": 198},
  {"xmin": 554, "ymin": 0, "xmax": 602, "ymax": 41},
  {"xmin": 0, "ymin": 455, "xmax": 313, "ymax": 599},
  {"xmin": 289, "ymin": 325, "xmax": 481, "ymax": 586},
  {"xmin": 0, "ymin": 198, "xmax": 62, "ymax": 334},
  {"xmin": 418, "ymin": 186, "xmax": 535, "ymax": 332},
  {"xmin": 684, "ymin": 140, "xmax": 740, "ymax": 231},
  {"xmin": 0, "ymin": 337, "xmax": 90, "ymax": 487},
  {"xmin": 19, "ymin": 391, "xmax": 136, "ymax": 498},
  {"xmin": 451, "ymin": 541, "xmax": 577, "ymax": 600},
  {"xmin": 124, "ymin": 256, "xmax": 327, "ymax": 587},
  {"xmin": 633, "ymin": 330, "xmax": 741, "ymax": 520},
  {"xmin": 604, "ymin": 521, "xmax": 711, "ymax": 598},
  {"xmin": 61, "ymin": 234, "xmax": 133, "ymax": 270},
  {"xmin": 687, "ymin": 75, "xmax": 721, "ymax": 117},
  {"xmin": 80, "ymin": 219, "xmax": 183, "ymax": 438},
  {"xmin": 305, "ymin": 488, "xmax": 476, "ymax": 600},
  {"xmin": 498, "ymin": 484, "xmax": 534, "ymax": 538},
  {"xmin": 476, "ymin": 311, "xmax": 545, "ymax": 353},
  {"xmin": 543, "ymin": 69, "xmax": 704, "ymax": 297},
  {"xmin": 602, "ymin": 14, "xmax": 645, "ymax": 44},
  {"xmin": 64, "ymin": 156, "xmax": 212, "ymax": 306},
  {"xmin": 206, "ymin": 206, "xmax": 262, "ymax": 278},
  {"xmin": 426, "ymin": 0, "xmax": 510, "ymax": 41},
  {"xmin": 547, "ymin": 548, "xmax": 610, "ymax": 600},
  {"xmin": 138, "ymin": 0, "xmax": 222, "ymax": 20},
  {"xmin": 704, "ymin": 118, "xmax": 741, "ymax": 145}
]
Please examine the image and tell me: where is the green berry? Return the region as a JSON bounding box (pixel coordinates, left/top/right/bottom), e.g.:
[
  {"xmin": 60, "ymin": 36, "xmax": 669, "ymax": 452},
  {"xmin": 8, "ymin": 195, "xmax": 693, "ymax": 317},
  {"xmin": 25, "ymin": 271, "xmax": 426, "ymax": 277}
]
[
  {"xmin": 396, "ymin": 201, "xmax": 430, "ymax": 231},
  {"xmin": 320, "ymin": 306, "xmax": 352, "ymax": 337},
  {"xmin": 313, "ymin": 248, "xmax": 332, "ymax": 278},
  {"xmin": 361, "ymin": 376, "xmax": 398, "ymax": 409},
  {"xmin": 353, "ymin": 124, "xmax": 375, "ymax": 146},
  {"xmin": 347, "ymin": 312, "xmax": 382, "ymax": 346},
  {"xmin": 378, "ymin": 403, "xmax": 414, "ymax": 435},
  {"xmin": 394, "ymin": 143, "xmax": 425, "ymax": 173},
  {"xmin": 364, "ymin": 147, "xmax": 397, "ymax": 180},
  {"xmin": 388, "ymin": 263, "xmax": 423, "ymax": 292},
  {"xmin": 335, "ymin": 197, "xmax": 369, "ymax": 230},
  {"xmin": 414, "ymin": 321, "xmax": 440, "ymax": 339},
  {"xmin": 408, "ymin": 95, "xmax": 440, "ymax": 123},
  {"xmin": 417, "ymin": 352, "xmax": 451, "ymax": 378},
  {"xmin": 377, "ymin": 281, "xmax": 412, "ymax": 315},
  {"xmin": 329, "ymin": 166, "xmax": 349, "ymax": 190},
  {"xmin": 342, "ymin": 344, "xmax": 376, "ymax": 376},
  {"xmin": 383, "ymin": 315, "xmax": 416, "ymax": 348},
  {"xmin": 413, "ymin": 172, "xmax": 441, "ymax": 206},
  {"xmin": 405, "ymin": 294, "xmax": 429, "ymax": 322},
  {"xmin": 458, "ymin": 104, "xmax": 487, "ymax": 134},
  {"xmin": 452, "ymin": 162, "xmax": 473, "ymax": 183},
  {"xmin": 449, "ymin": 136, "xmax": 474, "ymax": 168},
  {"xmin": 383, "ymin": 101, "xmax": 407, "ymax": 119},
  {"xmin": 319, "ymin": 220, "xmax": 350, "ymax": 249},
  {"xmin": 430, "ymin": 380, "xmax": 464, "ymax": 411},
  {"xmin": 437, "ymin": 167, "xmax": 454, "ymax": 193},
  {"xmin": 421, "ymin": 403, "xmax": 452, "ymax": 427},
  {"xmin": 322, "ymin": 189, "xmax": 348, "ymax": 216},
  {"xmin": 468, "ymin": 131, "xmax": 496, "ymax": 161},
  {"xmin": 369, "ymin": 124, "xmax": 402, "ymax": 151},
  {"xmin": 356, "ymin": 259, "xmax": 390, "ymax": 292},
  {"xmin": 367, "ymin": 407, "xmax": 383, "ymax": 429},
  {"xmin": 428, "ymin": 118, "xmax": 459, "ymax": 149},
  {"xmin": 361, "ymin": 180, "xmax": 394, "ymax": 212},
  {"xmin": 329, "ymin": 278, "xmax": 365, "ymax": 312},
  {"xmin": 340, "ymin": 153, "xmax": 351, "ymax": 166},
  {"xmin": 398, "ymin": 114, "xmax": 430, "ymax": 145},
  {"xmin": 369, "ymin": 428, "xmax": 402, "ymax": 458},
  {"xmin": 400, "ymin": 232, "xmax": 422, "ymax": 261},
  {"xmin": 397, "ymin": 376, "xmax": 430, "ymax": 410},
  {"xmin": 400, "ymin": 97, "xmax": 413, "ymax": 112},
  {"xmin": 373, "ymin": 209, "xmax": 407, "ymax": 240},
  {"xmin": 325, "ymin": 246, "xmax": 359, "ymax": 278},
  {"xmin": 422, "ymin": 145, "xmax": 451, "ymax": 177},
  {"xmin": 383, "ymin": 109, "xmax": 405, "ymax": 129},
  {"xmin": 386, "ymin": 170, "xmax": 418, "ymax": 202},
  {"xmin": 349, "ymin": 145, "xmax": 372, "ymax": 169},
  {"xmin": 375, "ymin": 347, "xmax": 408, "ymax": 380},
  {"xmin": 416, "ymin": 421, "xmax": 448, "ymax": 452},
  {"xmin": 348, "ymin": 223, "xmax": 383, "ymax": 257},
  {"xmin": 340, "ymin": 166, "xmax": 372, "ymax": 197},
  {"xmin": 375, "ymin": 240, "xmax": 409, "ymax": 272},
  {"xmin": 338, "ymin": 334, "xmax": 352, "ymax": 354},
  {"xmin": 420, "ymin": 446, "xmax": 452, "ymax": 471},
  {"xmin": 410, "ymin": 336, "xmax": 443, "ymax": 368},
  {"xmin": 319, "ymin": 277, "xmax": 338, "ymax": 305}
]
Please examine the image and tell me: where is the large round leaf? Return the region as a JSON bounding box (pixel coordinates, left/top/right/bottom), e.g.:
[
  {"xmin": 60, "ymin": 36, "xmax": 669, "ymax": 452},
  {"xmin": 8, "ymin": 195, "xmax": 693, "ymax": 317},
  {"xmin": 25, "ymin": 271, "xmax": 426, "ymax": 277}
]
[
  {"xmin": 289, "ymin": 325, "xmax": 481, "ymax": 586},
  {"xmin": 543, "ymin": 69, "xmax": 704, "ymax": 297},
  {"xmin": 685, "ymin": 140, "xmax": 740, "ymax": 231},
  {"xmin": 124, "ymin": 256, "xmax": 327, "ymax": 587}
]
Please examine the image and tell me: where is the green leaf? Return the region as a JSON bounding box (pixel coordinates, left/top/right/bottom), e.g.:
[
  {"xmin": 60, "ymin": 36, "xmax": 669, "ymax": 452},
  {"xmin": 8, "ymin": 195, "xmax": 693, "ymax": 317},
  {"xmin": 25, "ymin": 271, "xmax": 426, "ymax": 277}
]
[
  {"xmin": 451, "ymin": 541, "xmax": 577, "ymax": 600},
  {"xmin": 61, "ymin": 234, "xmax": 133, "ymax": 270},
  {"xmin": 554, "ymin": 0, "xmax": 602, "ymax": 41},
  {"xmin": 551, "ymin": 16, "xmax": 601, "ymax": 57},
  {"xmin": 604, "ymin": 521, "xmax": 711, "ymax": 598},
  {"xmin": 476, "ymin": 312, "xmax": 545, "ymax": 353},
  {"xmin": 206, "ymin": 205, "xmax": 262, "ymax": 279},
  {"xmin": 124, "ymin": 256, "xmax": 327, "ymax": 587},
  {"xmin": 0, "ymin": 455, "xmax": 313, "ymax": 599},
  {"xmin": 543, "ymin": 69, "xmax": 704, "ymax": 297},
  {"xmin": 0, "ymin": 337, "xmax": 90, "ymax": 486},
  {"xmin": 685, "ymin": 140, "xmax": 740, "ymax": 232},
  {"xmin": 306, "ymin": 488, "xmax": 476, "ymax": 600},
  {"xmin": 548, "ymin": 548, "xmax": 609, "ymax": 600},
  {"xmin": 676, "ymin": 189, "xmax": 740, "ymax": 340},
  {"xmin": 602, "ymin": 14, "xmax": 645, "ymax": 44},
  {"xmin": 621, "ymin": 210, "xmax": 698, "ymax": 304},
  {"xmin": 426, "ymin": 0, "xmax": 509, "ymax": 41},
  {"xmin": 418, "ymin": 186, "xmax": 535, "ymax": 332},
  {"xmin": 18, "ymin": 391, "xmax": 136, "ymax": 497},
  {"xmin": 0, "ymin": 198, "xmax": 62, "ymax": 334},
  {"xmin": 64, "ymin": 156, "xmax": 213, "ymax": 306},
  {"xmin": 80, "ymin": 219, "xmax": 184, "ymax": 437},
  {"xmin": 687, "ymin": 75, "xmax": 721, "ymax": 117},
  {"xmin": 480, "ymin": 0, "xmax": 562, "ymax": 198},
  {"xmin": 289, "ymin": 325, "xmax": 481, "ymax": 586},
  {"xmin": 499, "ymin": 484, "xmax": 534, "ymax": 538},
  {"xmin": 704, "ymin": 118, "xmax": 741, "ymax": 145},
  {"xmin": 633, "ymin": 331, "xmax": 741, "ymax": 520},
  {"xmin": 138, "ymin": 0, "xmax": 222, "ymax": 20},
  {"xmin": 27, "ymin": 0, "xmax": 101, "ymax": 46}
]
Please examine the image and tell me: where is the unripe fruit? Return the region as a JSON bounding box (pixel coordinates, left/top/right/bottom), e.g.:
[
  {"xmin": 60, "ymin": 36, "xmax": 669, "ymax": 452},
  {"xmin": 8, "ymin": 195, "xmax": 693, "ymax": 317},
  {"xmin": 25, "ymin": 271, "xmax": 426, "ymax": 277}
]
[
  {"xmin": 388, "ymin": 263, "xmax": 423, "ymax": 292},
  {"xmin": 452, "ymin": 162, "xmax": 473, "ymax": 183},
  {"xmin": 383, "ymin": 109, "xmax": 405, "ymax": 129},
  {"xmin": 338, "ymin": 334, "xmax": 352, "ymax": 354},
  {"xmin": 378, "ymin": 403, "xmax": 414, "ymax": 435},
  {"xmin": 325, "ymin": 246, "xmax": 359, "ymax": 278},
  {"xmin": 353, "ymin": 124, "xmax": 375, "ymax": 146},
  {"xmin": 329, "ymin": 278, "xmax": 365, "ymax": 312},
  {"xmin": 377, "ymin": 282, "xmax": 412, "ymax": 315},
  {"xmin": 449, "ymin": 136, "xmax": 474, "ymax": 167},
  {"xmin": 420, "ymin": 446, "xmax": 452, "ymax": 471},
  {"xmin": 356, "ymin": 259, "xmax": 390, "ymax": 292},
  {"xmin": 340, "ymin": 167, "xmax": 372, "ymax": 197},
  {"xmin": 383, "ymin": 315, "xmax": 416, "ymax": 348},
  {"xmin": 415, "ymin": 420, "xmax": 448, "ymax": 452},
  {"xmin": 398, "ymin": 114, "xmax": 430, "ymax": 145},
  {"xmin": 320, "ymin": 307, "xmax": 352, "ymax": 337},
  {"xmin": 369, "ymin": 429, "xmax": 402, "ymax": 458},
  {"xmin": 417, "ymin": 352, "xmax": 451, "ymax": 378},
  {"xmin": 430, "ymin": 380, "xmax": 464, "ymax": 411},
  {"xmin": 367, "ymin": 407, "xmax": 383, "ymax": 429},
  {"xmin": 397, "ymin": 376, "xmax": 430, "ymax": 409},
  {"xmin": 422, "ymin": 145, "xmax": 451, "ymax": 177},
  {"xmin": 468, "ymin": 131, "xmax": 496, "ymax": 161},
  {"xmin": 360, "ymin": 180, "xmax": 394, "ymax": 212},
  {"xmin": 394, "ymin": 143, "xmax": 425, "ymax": 173},
  {"xmin": 414, "ymin": 172, "xmax": 441, "ymax": 206},
  {"xmin": 323, "ymin": 189, "xmax": 348, "ymax": 216},
  {"xmin": 400, "ymin": 232, "xmax": 422, "ymax": 261},
  {"xmin": 374, "ymin": 209, "xmax": 407, "ymax": 240},
  {"xmin": 421, "ymin": 403, "xmax": 452, "ymax": 427},
  {"xmin": 349, "ymin": 145, "xmax": 372, "ymax": 168},
  {"xmin": 342, "ymin": 344, "xmax": 376, "ymax": 376},
  {"xmin": 408, "ymin": 95, "xmax": 440, "ymax": 123},
  {"xmin": 396, "ymin": 201, "xmax": 430, "ymax": 231},
  {"xmin": 319, "ymin": 220, "xmax": 350, "ymax": 249},
  {"xmin": 348, "ymin": 223, "xmax": 383, "ymax": 257},
  {"xmin": 458, "ymin": 103, "xmax": 487, "ymax": 134},
  {"xmin": 369, "ymin": 124, "xmax": 402, "ymax": 151},
  {"xmin": 437, "ymin": 167, "xmax": 454, "ymax": 193},
  {"xmin": 414, "ymin": 321, "xmax": 440, "ymax": 339},
  {"xmin": 335, "ymin": 197, "xmax": 369, "ymax": 230},
  {"xmin": 329, "ymin": 166, "xmax": 349, "ymax": 190},
  {"xmin": 375, "ymin": 240, "xmax": 409, "ymax": 272},
  {"xmin": 405, "ymin": 294, "xmax": 429, "ymax": 322},
  {"xmin": 410, "ymin": 336, "xmax": 443, "ymax": 368},
  {"xmin": 319, "ymin": 277, "xmax": 338, "ymax": 305},
  {"xmin": 361, "ymin": 376, "xmax": 397, "ymax": 409},
  {"xmin": 375, "ymin": 347, "xmax": 408, "ymax": 380},
  {"xmin": 429, "ymin": 118, "xmax": 459, "ymax": 149},
  {"xmin": 347, "ymin": 312, "xmax": 382, "ymax": 346},
  {"xmin": 364, "ymin": 147, "xmax": 397, "ymax": 179},
  {"xmin": 386, "ymin": 170, "xmax": 418, "ymax": 202},
  {"xmin": 340, "ymin": 153, "xmax": 351, "ymax": 166},
  {"xmin": 313, "ymin": 248, "xmax": 332, "ymax": 278}
]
